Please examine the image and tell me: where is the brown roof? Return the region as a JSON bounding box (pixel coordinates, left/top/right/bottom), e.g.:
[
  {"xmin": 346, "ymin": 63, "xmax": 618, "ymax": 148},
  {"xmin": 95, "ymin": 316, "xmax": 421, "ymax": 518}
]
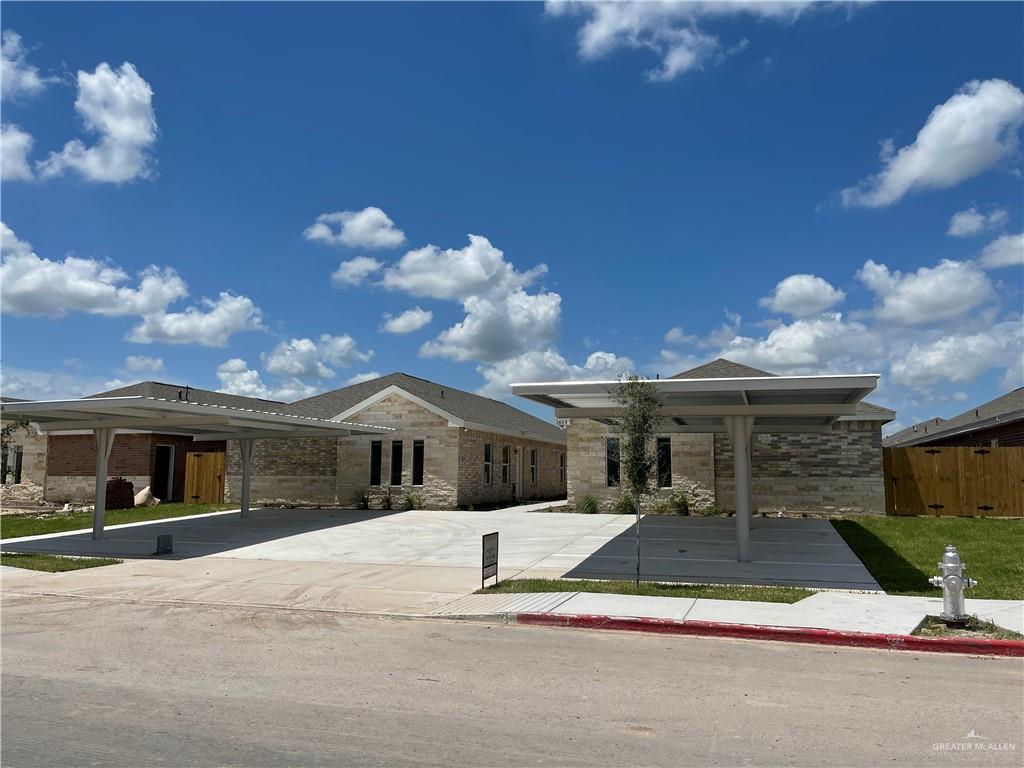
[
  {"xmin": 88, "ymin": 381, "xmax": 285, "ymax": 411},
  {"xmin": 884, "ymin": 388, "xmax": 1024, "ymax": 447},
  {"xmin": 282, "ymin": 372, "xmax": 565, "ymax": 443},
  {"xmin": 672, "ymin": 358, "xmax": 894, "ymax": 422}
]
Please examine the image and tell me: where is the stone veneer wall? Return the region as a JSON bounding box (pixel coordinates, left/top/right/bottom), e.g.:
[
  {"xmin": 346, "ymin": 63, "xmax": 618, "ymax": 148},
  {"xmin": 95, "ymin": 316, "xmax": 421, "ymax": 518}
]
[
  {"xmin": 713, "ymin": 420, "xmax": 885, "ymax": 514},
  {"xmin": 566, "ymin": 419, "xmax": 716, "ymax": 513},
  {"xmin": 225, "ymin": 437, "xmax": 339, "ymax": 506},
  {"xmin": 456, "ymin": 429, "xmax": 566, "ymax": 507},
  {"xmin": 45, "ymin": 475, "xmax": 152, "ymax": 504},
  {"xmin": 336, "ymin": 393, "xmax": 461, "ymax": 509},
  {"xmin": 2, "ymin": 420, "xmax": 48, "ymax": 487}
]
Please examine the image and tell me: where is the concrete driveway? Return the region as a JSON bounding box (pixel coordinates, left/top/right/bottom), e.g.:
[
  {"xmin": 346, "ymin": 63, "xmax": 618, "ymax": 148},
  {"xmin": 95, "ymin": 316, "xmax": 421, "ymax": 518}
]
[{"xmin": 1, "ymin": 507, "xmax": 879, "ymax": 614}]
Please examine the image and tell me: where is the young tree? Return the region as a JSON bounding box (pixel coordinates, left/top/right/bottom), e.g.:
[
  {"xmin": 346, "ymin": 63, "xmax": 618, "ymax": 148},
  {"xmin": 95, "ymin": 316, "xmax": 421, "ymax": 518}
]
[{"xmin": 613, "ymin": 374, "xmax": 662, "ymax": 587}]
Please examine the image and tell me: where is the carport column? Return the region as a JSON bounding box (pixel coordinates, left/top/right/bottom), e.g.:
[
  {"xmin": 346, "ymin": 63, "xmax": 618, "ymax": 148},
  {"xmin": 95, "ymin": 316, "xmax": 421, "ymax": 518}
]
[
  {"xmin": 237, "ymin": 438, "xmax": 255, "ymax": 519},
  {"xmin": 725, "ymin": 416, "xmax": 754, "ymax": 563},
  {"xmin": 92, "ymin": 427, "xmax": 116, "ymax": 540}
]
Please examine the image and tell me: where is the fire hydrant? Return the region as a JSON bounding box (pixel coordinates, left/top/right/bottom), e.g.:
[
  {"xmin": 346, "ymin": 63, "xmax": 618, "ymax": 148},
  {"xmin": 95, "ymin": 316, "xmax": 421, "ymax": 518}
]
[{"xmin": 929, "ymin": 545, "xmax": 977, "ymax": 624}]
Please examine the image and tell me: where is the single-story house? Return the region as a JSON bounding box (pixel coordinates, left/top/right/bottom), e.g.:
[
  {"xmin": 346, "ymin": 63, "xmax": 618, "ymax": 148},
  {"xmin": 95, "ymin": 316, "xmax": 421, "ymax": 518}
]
[
  {"xmin": 228, "ymin": 372, "xmax": 567, "ymax": 509},
  {"xmin": 1, "ymin": 396, "xmax": 49, "ymax": 503},
  {"xmin": 43, "ymin": 383, "xmax": 286, "ymax": 504},
  {"xmin": 883, "ymin": 388, "xmax": 1023, "ymax": 448},
  {"xmin": 516, "ymin": 359, "xmax": 895, "ymax": 515}
]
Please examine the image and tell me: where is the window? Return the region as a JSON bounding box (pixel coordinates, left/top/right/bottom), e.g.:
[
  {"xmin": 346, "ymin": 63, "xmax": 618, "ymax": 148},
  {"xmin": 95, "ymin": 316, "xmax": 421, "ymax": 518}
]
[
  {"xmin": 369, "ymin": 441, "xmax": 382, "ymax": 486},
  {"xmin": 412, "ymin": 439, "xmax": 425, "ymax": 486},
  {"xmin": 390, "ymin": 440, "xmax": 403, "ymax": 486},
  {"xmin": 483, "ymin": 443, "xmax": 492, "ymax": 484},
  {"xmin": 559, "ymin": 452, "xmax": 566, "ymax": 484},
  {"xmin": 606, "ymin": 438, "xmax": 620, "ymax": 487},
  {"xmin": 530, "ymin": 448, "xmax": 537, "ymax": 484},
  {"xmin": 501, "ymin": 446, "xmax": 510, "ymax": 484},
  {"xmin": 657, "ymin": 437, "xmax": 672, "ymax": 488},
  {"xmin": 1, "ymin": 446, "xmax": 20, "ymax": 484}
]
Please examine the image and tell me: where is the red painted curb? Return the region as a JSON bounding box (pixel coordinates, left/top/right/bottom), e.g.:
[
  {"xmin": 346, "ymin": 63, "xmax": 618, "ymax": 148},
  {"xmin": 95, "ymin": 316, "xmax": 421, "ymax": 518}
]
[{"xmin": 515, "ymin": 613, "xmax": 1024, "ymax": 657}]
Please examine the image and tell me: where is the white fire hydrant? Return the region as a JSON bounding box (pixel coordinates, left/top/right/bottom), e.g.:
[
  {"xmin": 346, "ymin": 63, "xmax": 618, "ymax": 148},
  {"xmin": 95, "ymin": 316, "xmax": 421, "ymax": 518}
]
[{"xmin": 929, "ymin": 545, "xmax": 977, "ymax": 624}]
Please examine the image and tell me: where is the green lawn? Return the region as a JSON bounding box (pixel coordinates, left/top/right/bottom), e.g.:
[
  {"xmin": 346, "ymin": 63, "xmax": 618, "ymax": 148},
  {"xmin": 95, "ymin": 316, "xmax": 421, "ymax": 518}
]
[
  {"xmin": 1, "ymin": 552, "xmax": 123, "ymax": 572},
  {"xmin": 832, "ymin": 517, "xmax": 1024, "ymax": 600},
  {"xmin": 1, "ymin": 503, "xmax": 238, "ymax": 540},
  {"xmin": 479, "ymin": 578, "xmax": 814, "ymax": 603}
]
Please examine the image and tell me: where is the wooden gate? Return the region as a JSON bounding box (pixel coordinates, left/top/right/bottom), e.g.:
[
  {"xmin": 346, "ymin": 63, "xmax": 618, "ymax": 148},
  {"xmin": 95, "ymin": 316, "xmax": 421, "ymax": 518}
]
[
  {"xmin": 183, "ymin": 452, "xmax": 225, "ymax": 504},
  {"xmin": 883, "ymin": 446, "xmax": 1024, "ymax": 516}
]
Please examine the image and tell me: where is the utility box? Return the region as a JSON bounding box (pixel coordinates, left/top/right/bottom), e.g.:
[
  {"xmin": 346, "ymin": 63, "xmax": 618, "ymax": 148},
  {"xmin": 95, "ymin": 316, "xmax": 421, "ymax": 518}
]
[{"xmin": 155, "ymin": 535, "xmax": 173, "ymax": 555}]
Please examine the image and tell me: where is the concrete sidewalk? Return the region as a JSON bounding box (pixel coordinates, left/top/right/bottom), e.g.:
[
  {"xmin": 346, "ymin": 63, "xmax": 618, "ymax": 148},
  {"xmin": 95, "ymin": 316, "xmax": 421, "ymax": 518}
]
[{"xmin": 432, "ymin": 590, "xmax": 1024, "ymax": 636}]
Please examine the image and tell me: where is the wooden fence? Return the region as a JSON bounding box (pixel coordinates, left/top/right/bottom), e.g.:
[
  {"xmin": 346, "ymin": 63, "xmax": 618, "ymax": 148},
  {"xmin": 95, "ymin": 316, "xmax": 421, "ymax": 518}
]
[
  {"xmin": 883, "ymin": 446, "xmax": 1024, "ymax": 516},
  {"xmin": 183, "ymin": 451, "xmax": 225, "ymax": 505}
]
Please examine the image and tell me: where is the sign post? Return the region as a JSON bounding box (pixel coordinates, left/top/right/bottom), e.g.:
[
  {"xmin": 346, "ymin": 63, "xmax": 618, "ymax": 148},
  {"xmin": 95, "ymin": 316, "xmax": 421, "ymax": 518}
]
[{"xmin": 482, "ymin": 531, "xmax": 499, "ymax": 589}]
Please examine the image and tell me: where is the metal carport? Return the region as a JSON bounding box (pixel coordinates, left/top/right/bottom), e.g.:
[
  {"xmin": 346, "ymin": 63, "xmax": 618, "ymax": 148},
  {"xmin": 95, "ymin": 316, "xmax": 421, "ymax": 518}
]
[
  {"xmin": 0, "ymin": 395, "xmax": 391, "ymax": 539},
  {"xmin": 511, "ymin": 372, "xmax": 880, "ymax": 562}
]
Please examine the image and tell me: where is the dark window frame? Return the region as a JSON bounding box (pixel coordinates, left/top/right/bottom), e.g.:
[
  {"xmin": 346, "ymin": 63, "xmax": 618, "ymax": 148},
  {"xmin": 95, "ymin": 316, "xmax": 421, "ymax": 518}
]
[
  {"xmin": 369, "ymin": 440, "xmax": 382, "ymax": 487},
  {"xmin": 390, "ymin": 440, "xmax": 403, "ymax": 486},
  {"xmin": 412, "ymin": 439, "xmax": 425, "ymax": 487},
  {"xmin": 483, "ymin": 443, "xmax": 492, "ymax": 484},
  {"xmin": 559, "ymin": 452, "xmax": 566, "ymax": 484},
  {"xmin": 530, "ymin": 448, "xmax": 537, "ymax": 485},
  {"xmin": 657, "ymin": 437, "xmax": 672, "ymax": 488},
  {"xmin": 606, "ymin": 438, "xmax": 620, "ymax": 487},
  {"xmin": 501, "ymin": 445, "xmax": 510, "ymax": 484}
]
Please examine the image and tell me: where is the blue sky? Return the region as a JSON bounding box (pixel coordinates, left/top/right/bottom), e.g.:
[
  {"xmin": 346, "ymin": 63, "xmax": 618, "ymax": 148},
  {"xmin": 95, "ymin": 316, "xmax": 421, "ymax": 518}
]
[{"xmin": 1, "ymin": 1, "xmax": 1021, "ymax": 432}]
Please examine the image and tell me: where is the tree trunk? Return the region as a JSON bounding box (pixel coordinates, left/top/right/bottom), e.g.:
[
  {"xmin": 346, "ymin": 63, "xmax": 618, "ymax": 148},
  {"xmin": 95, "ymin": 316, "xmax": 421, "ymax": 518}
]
[{"xmin": 634, "ymin": 493, "xmax": 641, "ymax": 588}]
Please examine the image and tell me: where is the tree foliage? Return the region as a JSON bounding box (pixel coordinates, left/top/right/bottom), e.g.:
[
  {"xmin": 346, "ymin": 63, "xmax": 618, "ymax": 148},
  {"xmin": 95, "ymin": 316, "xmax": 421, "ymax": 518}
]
[{"xmin": 613, "ymin": 374, "xmax": 662, "ymax": 506}]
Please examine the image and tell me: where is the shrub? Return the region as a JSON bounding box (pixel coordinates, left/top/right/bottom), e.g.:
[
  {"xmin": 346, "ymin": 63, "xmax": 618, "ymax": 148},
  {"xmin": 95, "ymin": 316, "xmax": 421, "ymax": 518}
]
[
  {"xmin": 577, "ymin": 494, "xmax": 599, "ymax": 514},
  {"xmin": 404, "ymin": 492, "xmax": 424, "ymax": 511},
  {"xmin": 381, "ymin": 487, "xmax": 393, "ymax": 510},
  {"xmin": 353, "ymin": 489, "xmax": 370, "ymax": 510},
  {"xmin": 662, "ymin": 489, "xmax": 690, "ymax": 515},
  {"xmin": 610, "ymin": 493, "xmax": 635, "ymax": 515}
]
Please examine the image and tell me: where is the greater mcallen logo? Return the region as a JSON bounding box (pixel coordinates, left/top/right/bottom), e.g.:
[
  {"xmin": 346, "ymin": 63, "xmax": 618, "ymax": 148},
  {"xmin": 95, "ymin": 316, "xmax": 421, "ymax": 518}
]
[{"xmin": 933, "ymin": 730, "xmax": 1017, "ymax": 753}]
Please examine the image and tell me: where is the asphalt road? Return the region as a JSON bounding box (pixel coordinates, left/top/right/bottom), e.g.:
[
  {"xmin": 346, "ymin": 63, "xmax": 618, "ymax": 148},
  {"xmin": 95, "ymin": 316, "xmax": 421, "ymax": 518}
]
[{"xmin": 2, "ymin": 593, "xmax": 1021, "ymax": 767}]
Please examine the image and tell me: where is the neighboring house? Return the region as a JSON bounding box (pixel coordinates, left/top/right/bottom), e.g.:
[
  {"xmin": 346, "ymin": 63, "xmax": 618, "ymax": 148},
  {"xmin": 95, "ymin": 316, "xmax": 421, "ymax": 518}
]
[
  {"xmin": 884, "ymin": 389, "xmax": 1024, "ymax": 448},
  {"xmin": 564, "ymin": 359, "xmax": 895, "ymax": 514},
  {"xmin": 226, "ymin": 372, "xmax": 567, "ymax": 509},
  {"xmin": 1, "ymin": 396, "xmax": 49, "ymax": 500},
  {"xmin": 43, "ymin": 382, "xmax": 285, "ymax": 504}
]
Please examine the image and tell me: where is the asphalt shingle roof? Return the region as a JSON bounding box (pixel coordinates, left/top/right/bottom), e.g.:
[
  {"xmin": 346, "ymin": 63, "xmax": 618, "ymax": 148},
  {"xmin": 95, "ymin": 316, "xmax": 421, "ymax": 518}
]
[
  {"xmin": 884, "ymin": 388, "xmax": 1023, "ymax": 447},
  {"xmin": 671, "ymin": 358, "xmax": 894, "ymax": 422},
  {"xmin": 282, "ymin": 372, "xmax": 566, "ymax": 442},
  {"xmin": 87, "ymin": 381, "xmax": 286, "ymax": 411}
]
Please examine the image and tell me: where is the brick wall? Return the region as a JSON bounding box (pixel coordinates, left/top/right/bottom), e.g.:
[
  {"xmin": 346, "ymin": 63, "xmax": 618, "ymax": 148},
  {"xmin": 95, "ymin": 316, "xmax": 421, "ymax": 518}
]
[
  {"xmin": 337, "ymin": 393, "xmax": 461, "ymax": 509},
  {"xmin": 714, "ymin": 420, "xmax": 885, "ymax": 514},
  {"xmin": 225, "ymin": 437, "xmax": 339, "ymax": 506},
  {"xmin": 567, "ymin": 418, "xmax": 885, "ymax": 515},
  {"xmin": 567, "ymin": 419, "xmax": 715, "ymax": 512},
  {"xmin": 457, "ymin": 429, "xmax": 566, "ymax": 507}
]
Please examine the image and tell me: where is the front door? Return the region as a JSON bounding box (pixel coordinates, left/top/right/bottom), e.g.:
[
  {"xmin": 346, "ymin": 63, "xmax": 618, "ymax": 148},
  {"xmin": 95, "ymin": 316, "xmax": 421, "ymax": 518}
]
[{"xmin": 152, "ymin": 444, "xmax": 175, "ymax": 501}]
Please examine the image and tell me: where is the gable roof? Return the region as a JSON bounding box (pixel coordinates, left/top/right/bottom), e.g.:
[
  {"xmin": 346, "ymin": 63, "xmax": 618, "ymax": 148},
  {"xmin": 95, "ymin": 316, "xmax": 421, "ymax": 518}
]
[
  {"xmin": 282, "ymin": 372, "xmax": 566, "ymax": 443},
  {"xmin": 87, "ymin": 381, "xmax": 285, "ymax": 411},
  {"xmin": 884, "ymin": 388, "xmax": 1023, "ymax": 447},
  {"xmin": 671, "ymin": 358, "xmax": 895, "ymax": 423}
]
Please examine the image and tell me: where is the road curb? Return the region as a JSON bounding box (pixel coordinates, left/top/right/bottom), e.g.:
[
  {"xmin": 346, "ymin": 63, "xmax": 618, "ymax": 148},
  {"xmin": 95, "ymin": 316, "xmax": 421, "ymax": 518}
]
[{"xmin": 514, "ymin": 613, "xmax": 1024, "ymax": 657}]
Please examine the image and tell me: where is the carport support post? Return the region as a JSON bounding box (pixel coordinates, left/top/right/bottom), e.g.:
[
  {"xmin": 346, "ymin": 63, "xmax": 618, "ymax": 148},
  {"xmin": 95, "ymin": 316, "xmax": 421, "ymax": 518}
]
[
  {"xmin": 725, "ymin": 416, "xmax": 754, "ymax": 563},
  {"xmin": 92, "ymin": 427, "xmax": 116, "ymax": 540},
  {"xmin": 238, "ymin": 438, "xmax": 254, "ymax": 519}
]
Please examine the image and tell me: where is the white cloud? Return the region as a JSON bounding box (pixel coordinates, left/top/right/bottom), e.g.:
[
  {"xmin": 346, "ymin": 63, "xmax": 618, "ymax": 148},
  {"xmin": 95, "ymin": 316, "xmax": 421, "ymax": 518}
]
[
  {"xmin": 345, "ymin": 371, "xmax": 382, "ymax": 386},
  {"xmin": 1, "ymin": 123, "xmax": 34, "ymax": 181},
  {"xmin": 420, "ymin": 289, "xmax": 562, "ymax": 363},
  {"xmin": 947, "ymin": 206, "xmax": 1009, "ymax": 237},
  {"xmin": 124, "ymin": 355, "xmax": 164, "ymax": 373},
  {"xmin": 127, "ymin": 292, "xmax": 263, "ymax": 347},
  {"xmin": 889, "ymin": 321, "xmax": 1023, "ymax": 388},
  {"xmin": 977, "ymin": 233, "xmax": 1024, "ymax": 270},
  {"xmin": 37, "ymin": 62, "xmax": 157, "ymax": 184},
  {"xmin": 856, "ymin": 258, "xmax": 992, "ymax": 325},
  {"xmin": 1, "ymin": 30, "xmax": 54, "ymax": 101},
  {"xmin": 841, "ymin": 79, "xmax": 1024, "ymax": 207},
  {"xmin": 664, "ymin": 326, "xmax": 697, "ymax": 344},
  {"xmin": 261, "ymin": 334, "xmax": 372, "ymax": 379},
  {"xmin": 331, "ymin": 256, "xmax": 382, "ymax": 286},
  {"xmin": 382, "ymin": 234, "xmax": 546, "ymax": 301},
  {"xmin": 545, "ymin": 1, "xmax": 816, "ymax": 81},
  {"xmin": 0, "ymin": 366, "xmax": 114, "ymax": 400},
  {"xmin": 304, "ymin": 206, "xmax": 405, "ymax": 249},
  {"xmin": 759, "ymin": 274, "xmax": 845, "ymax": 317},
  {"xmin": 382, "ymin": 307, "xmax": 433, "ymax": 334},
  {"xmin": 1, "ymin": 222, "xmax": 189, "ymax": 317},
  {"xmin": 215, "ymin": 358, "xmax": 319, "ymax": 402},
  {"xmin": 477, "ymin": 348, "xmax": 634, "ymax": 399},
  {"xmin": 720, "ymin": 313, "xmax": 882, "ymax": 374}
]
